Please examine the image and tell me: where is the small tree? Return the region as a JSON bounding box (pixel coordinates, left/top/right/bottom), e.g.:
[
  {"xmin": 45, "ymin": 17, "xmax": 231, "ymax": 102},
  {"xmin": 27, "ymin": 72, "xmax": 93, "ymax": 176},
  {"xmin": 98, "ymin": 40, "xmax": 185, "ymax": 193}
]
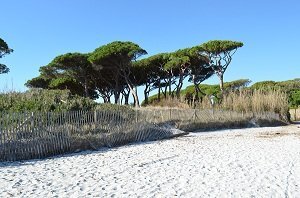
[
  {"xmin": 134, "ymin": 54, "xmax": 167, "ymax": 105},
  {"xmin": 26, "ymin": 62, "xmax": 98, "ymax": 99},
  {"xmin": 25, "ymin": 76, "xmax": 50, "ymax": 89},
  {"xmin": 186, "ymin": 46, "xmax": 214, "ymax": 104},
  {"xmin": 165, "ymin": 50, "xmax": 190, "ymax": 99},
  {"xmin": 200, "ymin": 40, "xmax": 243, "ymax": 93},
  {"xmin": 89, "ymin": 41, "xmax": 147, "ymax": 108},
  {"xmin": 51, "ymin": 53, "xmax": 95, "ymax": 98},
  {"xmin": 290, "ymin": 90, "xmax": 300, "ymax": 108},
  {"xmin": 224, "ymin": 79, "xmax": 251, "ymax": 91},
  {"xmin": 0, "ymin": 38, "xmax": 13, "ymax": 74},
  {"xmin": 90, "ymin": 69, "xmax": 115, "ymax": 103}
]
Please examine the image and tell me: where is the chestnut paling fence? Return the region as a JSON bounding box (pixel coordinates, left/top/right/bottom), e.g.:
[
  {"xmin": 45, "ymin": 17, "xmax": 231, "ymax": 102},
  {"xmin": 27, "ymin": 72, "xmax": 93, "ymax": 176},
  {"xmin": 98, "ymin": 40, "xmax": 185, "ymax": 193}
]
[{"xmin": 0, "ymin": 109, "xmax": 280, "ymax": 162}]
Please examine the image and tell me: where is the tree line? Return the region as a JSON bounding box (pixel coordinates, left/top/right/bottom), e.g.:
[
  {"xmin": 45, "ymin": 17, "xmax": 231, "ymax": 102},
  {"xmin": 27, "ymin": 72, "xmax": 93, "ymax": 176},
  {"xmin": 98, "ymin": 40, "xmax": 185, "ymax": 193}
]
[{"xmin": 24, "ymin": 40, "xmax": 243, "ymax": 107}]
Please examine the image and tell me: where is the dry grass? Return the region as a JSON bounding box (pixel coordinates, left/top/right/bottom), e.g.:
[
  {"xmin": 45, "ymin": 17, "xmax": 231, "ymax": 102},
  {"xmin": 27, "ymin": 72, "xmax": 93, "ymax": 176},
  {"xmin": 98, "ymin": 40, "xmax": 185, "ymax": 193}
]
[
  {"xmin": 220, "ymin": 90, "xmax": 288, "ymax": 114},
  {"xmin": 146, "ymin": 97, "xmax": 190, "ymax": 109},
  {"xmin": 194, "ymin": 90, "xmax": 289, "ymax": 122},
  {"xmin": 0, "ymin": 91, "xmax": 291, "ymax": 162},
  {"xmin": 146, "ymin": 90, "xmax": 289, "ymax": 122}
]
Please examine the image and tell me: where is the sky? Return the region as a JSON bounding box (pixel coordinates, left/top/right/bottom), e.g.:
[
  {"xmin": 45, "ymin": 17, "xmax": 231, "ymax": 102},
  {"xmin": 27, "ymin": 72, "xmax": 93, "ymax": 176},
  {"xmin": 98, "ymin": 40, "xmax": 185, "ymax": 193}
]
[{"xmin": 1, "ymin": 0, "xmax": 300, "ymax": 98}]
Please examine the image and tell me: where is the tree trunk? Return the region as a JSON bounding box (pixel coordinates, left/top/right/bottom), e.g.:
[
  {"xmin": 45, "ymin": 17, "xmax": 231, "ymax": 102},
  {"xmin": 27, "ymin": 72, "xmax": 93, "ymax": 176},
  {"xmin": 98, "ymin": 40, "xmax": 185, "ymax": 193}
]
[
  {"xmin": 164, "ymin": 85, "xmax": 167, "ymax": 99},
  {"xmin": 113, "ymin": 74, "xmax": 121, "ymax": 104},
  {"xmin": 168, "ymin": 77, "xmax": 172, "ymax": 97},
  {"xmin": 176, "ymin": 73, "xmax": 184, "ymax": 99},
  {"xmin": 193, "ymin": 83, "xmax": 199, "ymax": 108},
  {"xmin": 103, "ymin": 92, "xmax": 112, "ymax": 103},
  {"xmin": 218, "ymin": 73, "xmax": 224, "ymax": 94},
  {"xmin": 121, "ymin": 87, "xmax": 130, "ymax": 105},
  {"xmin": 114, "ymin": 94, "xmax": 118, "ymax": 104},
  {"xmin": 124, "ymin": 77, "xmax": 139, "ymax": 108},
  {"xmin": 144, "ymin": 83, "xmax": 149, "ymax": 105},
  {"xmin": 103, "ymin": 96, "xmax": 108, "ymax": 103},
  {"xmin": 124, "ymin": 94, "xmax": 129, "ymax": 105},
  {"xmin": 144, "ymin": 91, "xmax": 149, "ymax": 105},
  {"xmin": 124, "ymin": 89, "xmax": 130, "ymax": 105},
  {"xmin": 192, "ymin": 74, "xmax": 206, "ymax": 108},
  {"xmin": 158, "ymin": 80, "xmax": 161, "ymax": 101},
  {"xmin": 132, "ymin": 86, "xmax": 140, "ymax": 108},
  {"xmin": 114, "ymin": 91, "xmax": 121, "ymax": 104}
]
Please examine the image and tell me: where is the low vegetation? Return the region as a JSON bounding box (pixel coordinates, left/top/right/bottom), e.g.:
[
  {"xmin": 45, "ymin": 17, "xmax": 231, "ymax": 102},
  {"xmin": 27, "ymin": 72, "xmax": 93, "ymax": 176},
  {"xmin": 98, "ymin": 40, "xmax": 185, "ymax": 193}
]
[
  {"xmin": 145, "ymin": 79, "xmax": 297, "ymax": 121},
  {"xmin": 0, "ymin": 89, "xmax": 96, "ymax": 112}
]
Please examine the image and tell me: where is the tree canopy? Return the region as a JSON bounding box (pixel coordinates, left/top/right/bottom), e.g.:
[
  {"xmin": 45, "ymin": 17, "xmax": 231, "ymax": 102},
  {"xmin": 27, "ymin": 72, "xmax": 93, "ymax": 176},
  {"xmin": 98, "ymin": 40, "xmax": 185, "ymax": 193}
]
[
  {"xmin": 200, "ymin": 40, "xmax": 243, "ymax": 92},
  {"xmin": 51, "ymin": 53, "xmax": 95, "ymax": 98},
  {"xmin": 0, "ymin": 38, "xmax": 13, "ymax": 74},
  {"xmin": 26, "ymin": 39, "xmax": 246, "ymax": 107},
  {"xmin": 89, "ymin": 41, "xmax": 147, "ymax": 107}
]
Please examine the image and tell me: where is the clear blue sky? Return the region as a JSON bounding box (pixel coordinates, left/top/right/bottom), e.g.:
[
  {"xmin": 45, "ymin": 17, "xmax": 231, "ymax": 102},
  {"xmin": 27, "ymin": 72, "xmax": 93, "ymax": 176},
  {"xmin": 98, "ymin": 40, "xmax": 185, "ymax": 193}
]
[{"xmin": 1, "ymin": 0, "xmax": 299, "ymax": 94}]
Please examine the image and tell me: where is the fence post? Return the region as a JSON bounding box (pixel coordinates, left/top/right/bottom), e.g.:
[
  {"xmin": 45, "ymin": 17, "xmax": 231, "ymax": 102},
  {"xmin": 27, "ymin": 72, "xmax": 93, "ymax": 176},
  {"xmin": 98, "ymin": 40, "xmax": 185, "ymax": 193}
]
[
  {"xmin": 135, "ymin": 109, "xmax": 138, "ymax": 123},
  {"xmin": 94, "ymin": 110, "xmax": 97, "ymax": 124},
  {"xmin": 169, "ymin": 108, "xmax": 172, "ymax": 121},
  {"xmin": 31, "ymin": 112, "xmax": 34, "ymax": 133}
]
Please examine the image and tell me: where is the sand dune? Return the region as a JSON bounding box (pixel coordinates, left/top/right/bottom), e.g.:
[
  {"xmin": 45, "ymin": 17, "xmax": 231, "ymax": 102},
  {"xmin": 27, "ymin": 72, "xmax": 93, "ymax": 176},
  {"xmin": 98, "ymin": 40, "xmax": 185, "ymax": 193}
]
[{"xmin": 0, "ymin": 124, "xmax": 300, "ymax": 197}]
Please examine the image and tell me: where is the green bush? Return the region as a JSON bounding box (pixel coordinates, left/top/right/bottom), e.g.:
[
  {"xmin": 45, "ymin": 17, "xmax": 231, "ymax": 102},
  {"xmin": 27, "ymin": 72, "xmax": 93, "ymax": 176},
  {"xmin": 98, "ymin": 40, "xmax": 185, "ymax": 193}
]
[
  {"xmin": 289, "ymin": 90, "xmax": 300, "ymax": 108},
  {"xmin": 0, "ymin": 89, "xmax": 96, "ymax": 112}
]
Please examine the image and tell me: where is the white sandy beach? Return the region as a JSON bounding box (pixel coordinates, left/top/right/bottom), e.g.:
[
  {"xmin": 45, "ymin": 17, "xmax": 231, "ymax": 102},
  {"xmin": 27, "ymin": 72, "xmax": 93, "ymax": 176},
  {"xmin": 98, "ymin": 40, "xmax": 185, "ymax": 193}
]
[{"xmin": 1, "ymin": 124, "xmax": 300, "ymax": 197}]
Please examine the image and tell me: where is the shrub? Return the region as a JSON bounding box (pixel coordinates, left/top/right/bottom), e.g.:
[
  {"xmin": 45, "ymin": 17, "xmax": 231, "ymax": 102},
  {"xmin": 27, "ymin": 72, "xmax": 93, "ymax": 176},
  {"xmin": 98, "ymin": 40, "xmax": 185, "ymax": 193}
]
[{"xmin": 0, "ymin": 89, "xmax": 96, "ymax": 112}]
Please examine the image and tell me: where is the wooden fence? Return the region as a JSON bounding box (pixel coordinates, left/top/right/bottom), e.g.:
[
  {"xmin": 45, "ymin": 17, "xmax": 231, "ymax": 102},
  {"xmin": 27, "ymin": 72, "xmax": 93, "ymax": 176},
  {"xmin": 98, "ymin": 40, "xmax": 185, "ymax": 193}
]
[
  {"xmin": 289, "ymin": 108, "xmax": 300, "ymax": 121},
  {"xmin": 0, "ymin": 110, "xmax": 137, "ymax": 162},
  {"xmin": 0, "ymin": 108, "xmax": 281, "ymax": 162}
]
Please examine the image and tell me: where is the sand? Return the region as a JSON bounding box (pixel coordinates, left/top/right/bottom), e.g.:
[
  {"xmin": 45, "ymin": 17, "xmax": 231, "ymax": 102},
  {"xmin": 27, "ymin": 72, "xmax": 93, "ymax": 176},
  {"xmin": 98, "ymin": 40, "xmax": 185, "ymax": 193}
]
[{"xmin": 0, "ymin": 124, "xmax": 300, "ymax": 197}]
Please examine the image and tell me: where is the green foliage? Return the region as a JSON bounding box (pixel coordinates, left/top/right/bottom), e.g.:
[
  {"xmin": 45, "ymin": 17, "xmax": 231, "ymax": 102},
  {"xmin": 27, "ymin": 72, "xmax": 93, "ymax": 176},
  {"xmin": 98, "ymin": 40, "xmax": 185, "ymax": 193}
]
[
  {"xmin": 200, "ymin": 40, "xmax": 243, "ymax": 54},
  {"xmin": 0, "ymin": 38, "xmax": 13, "ymax": 74},
  {"xmin": 164, "ymin": 51, "xmax": 189, "ymax": 70},
  {"xmin": 133, "ymin": 53, "xmax": 170, "ymax": 80},
  {"xmin": 89, "ymin": 41, "xmax": 148, "ymax": 107},
  {"xmin": 250, "ymin": 79, "xmax": 300, "ymax": 107},
  {"xmin": 26, "ymin": 53, "xmax": 98, "ymax": 99},
  {"xmin": 48, "ymin": 77, "xmax": 89, "ymax": 97},
  {"xmin": 251, "ymin": 81, "xmax": 279, "ymax": 90},
  {"xmin": 0, "ymin": 38, "xmax": 13, "ymax": 58},
  {"xmin": 51, "ymin": 53, "xmax": 96, "ymax": 98},
  {"xmin": 27, "ymin": 40, "xmax": 245, "ymax": 106},
  {"xmin": 0, "ymin": 64, "xmax": 10, "ymax": 74},
  {"xmin": 144, "ymin": 82, "xmax": 221, "ymax": 105},
  {"xmin": 277, "ymin": 79, "xmax": 300, "ymax": 91},
  {"xmin": 199, "ymin": 40, "xmax": 244, "ymax": 92},
  {"xmin": 182, "ymin": 84, "xmax": 218, "ymax": 96},
  {"xmin": 25, "ymin": 76, "xmax": 50, "ymax": 89},
  {"xmin": 182, "ymin": 79, "xmax": 251, "ymax": 97},
  {"xmin": 89, "ymin": 41, "xmax": 147, "ymax": 66},
  {"xmin": 289, "ymin": 90, "xmax": 300, "ymax": 108},
  {"xmin": 0, "ymin": 89, "xmax": 96, "ymax": 112},
  {"xmin": 167, "ymin": 79, "xmax": 247, "ymax": 106},
  {"xmin": 144, "ymin": 94, "xmax": 164, "ymax": 106}
]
